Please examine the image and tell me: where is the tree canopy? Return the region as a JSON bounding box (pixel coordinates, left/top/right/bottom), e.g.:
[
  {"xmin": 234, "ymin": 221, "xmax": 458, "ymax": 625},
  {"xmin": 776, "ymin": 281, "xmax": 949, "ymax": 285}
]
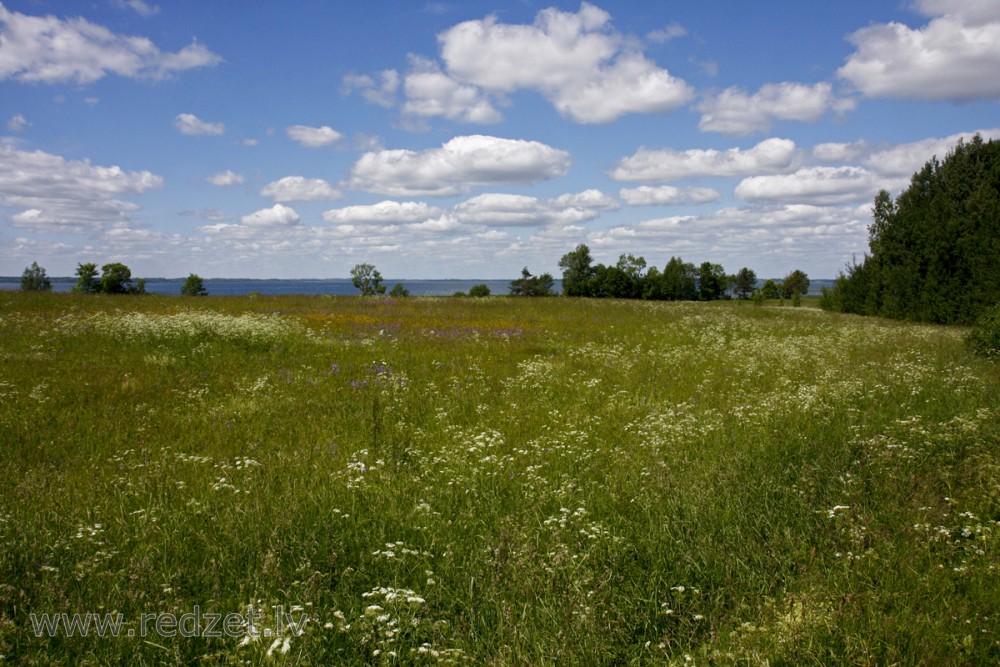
[
  {"xmin": 822, "ymin": 134, "xmax": 1000, "ymax": 324},
  {"xmin": 20, "ymin": 262, "xmax": 51, "ymax": 292},
  {"xmin": 351, "ymin": 263, "xmax": 386, "ymax": 296},
  {"xmin": 509, "ymin": 267, "xmax": 555, "ymax": 296}
]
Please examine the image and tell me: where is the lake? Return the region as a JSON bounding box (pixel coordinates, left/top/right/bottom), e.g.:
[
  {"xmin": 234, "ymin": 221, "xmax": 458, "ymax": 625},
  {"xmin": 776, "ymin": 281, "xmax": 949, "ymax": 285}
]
[{"xmin": 0, "ymin": 278, "xmax": 527, "ymax": 296}]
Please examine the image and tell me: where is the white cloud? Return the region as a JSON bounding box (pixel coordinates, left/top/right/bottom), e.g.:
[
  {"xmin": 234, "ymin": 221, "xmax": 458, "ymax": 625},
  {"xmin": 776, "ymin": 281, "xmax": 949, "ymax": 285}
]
[
  {"xmin": 112, "ymin": 0, "xmax": 160, "ymax": 17},
  {"xmin": 647, "ymin": 22, "xmax": 687, "ymax": 44},
  {"xmin": 402, "ymin": 56, "xmax": 502, "ymax": 124},
  {"xmin": 6, "ymin": 113, "xmax": 30, "ymax": 132},
  {"xmin": 286, "ymin": 125, "xmax": 342, "ymax": 148},
  {"xmin": 350, "ymin": 134, "xmax": 571, "ymax": 197},
  {"xmin": 240, "ymin": 204, "xmax": 301, "ymax": 227},
  {"xmin": 698, "ymin": 82, "xmax": 854, "ymax": 135},
  {"xmin": 434, "ymin": 3, "xmax": 692, "ymax": 123},
  {"xmin": 343, "ymin": 70, "xmax": 400, "ymax": 107},
  {"xmin": 407, "ymin": 214, "xmax": 470, "ymax": 233},
  {"xmin": 864, "ymin": 128, "xmax": 1000, "ymax": 176},
  {"xmin": 619, "ymin": 185, "xmax": 720, "ymax": 206},
  {"xmin": 453, "ymin": 192, "xmax": 602, "ymax": 227},
  {"xmin": 174, "ymin": 113, "xmax": 225, "ymax": 136},
  {"xmin": 260, "ymin": 176, "xmax": 341, "ymax": 202},
  {"xmin": 735, "ymin": 166, "xmax": 883, "ymax": 205},
  {"xmin": 550, "ymin": 189, "xmax": 619, "ymax": 210},
  {"xmin": 611, "ymin": 137, "xmax": 797, "ymax": 181},
  {"xmin": 587, "ymin": 203, "xmax": 871, "ymax": 277},
  {"xmin": 207, "ymin": 170, "xmax": 244, "ymax": 187},
  {"xmin": 812, "ymin": 140, "xmax": 873, "ymax": 163},
  {"xmin": 548, "ymin": 51, "xmax": 695, "ymax": 124},
  {"xmin": 0, "ymin": 4, "xmax": 220, "ymax": 84},
  {"xmin": 838, "ymin": 3, "xmax": 1000, "ymax": 101},
  {"xmin": 323, "ymin": 201, "xmax": 442, "ymax": 225},
  {"xmin": 0, "ymin": 142, "xmax": 162, "ymax": 231},
  {"xmin": 913, "ymin": 0, "xmax": 1000, "ymax": 25}
]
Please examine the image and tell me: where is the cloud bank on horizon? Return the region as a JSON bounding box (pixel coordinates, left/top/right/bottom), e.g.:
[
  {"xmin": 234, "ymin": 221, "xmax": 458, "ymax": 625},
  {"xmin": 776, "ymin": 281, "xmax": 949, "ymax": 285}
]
[{"xmin": 1, "ymin": 0, "xmax": 998, "ymax": 279}]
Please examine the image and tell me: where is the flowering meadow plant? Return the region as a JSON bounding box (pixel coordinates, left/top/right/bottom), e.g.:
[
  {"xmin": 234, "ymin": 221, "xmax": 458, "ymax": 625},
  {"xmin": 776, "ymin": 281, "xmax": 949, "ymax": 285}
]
[{"xmin": 0, "ymin": 292, "xmax": 997, "ymax": 664}]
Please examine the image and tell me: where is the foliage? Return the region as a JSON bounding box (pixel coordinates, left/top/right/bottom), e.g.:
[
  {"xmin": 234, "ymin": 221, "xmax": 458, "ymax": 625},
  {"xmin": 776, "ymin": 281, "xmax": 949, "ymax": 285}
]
[
  {"xmin": 350, "ymin": 263, "xmax": 386, "ymax": 296},
  {"xmin": 20, "ymin": 261, "xmax": 51, "ymax": 292},
  {"xmin": 822, "ymin": 134, "xmax": 1000, "ymax": 324},
  {"xmin": 734, "ymin": 267, "xmax": 756, "ymax": 300},
  {"xmin": 73, "ymin": 262, "xmax": 99, "ymax": 293},
  {"xmin": 99, "ymin": 263, "xmax": 133, "ymax": 294},
  {"xmin": 468, "ymin": 284, "xmax": 491, "ymax": 297},
  {"xmin": 966, "ymin": 302, "xmax": 1000, "ymax": 358},
  {"xmin": 180, "ymin": 273, "xmax": 208, "ymax": 296},
  {"xmin": 781, "ymin": 269, "xmax": 810, "ymax": 298},
  {"xmin": 389, "ymin": 283, "xmax": 410, "ymax": 297},
  {"xmin": 697, "ymin": 261, "xmax": 727, "ymax": 301},
  {"xmin": 558, "ymin": 244, "xmax": 597, "ymax": 296},
  {"xmin": 557, "ymin": 250, "xmax": 716, "ymax": 302},
  {"xmin": 2, "ymin": 293, "xmax": 998, "ymax": 665},
  {"xmin": 509, "ymin": 266, "xmax": 555, "ymax": 296},
  {"xmin": 760, "ymin": 279, "xmax": 782, "ymax": 300}
]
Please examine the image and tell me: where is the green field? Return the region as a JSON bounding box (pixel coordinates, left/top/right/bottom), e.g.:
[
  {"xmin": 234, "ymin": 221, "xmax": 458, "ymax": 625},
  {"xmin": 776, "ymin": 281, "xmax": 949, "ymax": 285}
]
[{"xmin": 1, "ymin": 292, "xmax": 998, "ymax": 665}]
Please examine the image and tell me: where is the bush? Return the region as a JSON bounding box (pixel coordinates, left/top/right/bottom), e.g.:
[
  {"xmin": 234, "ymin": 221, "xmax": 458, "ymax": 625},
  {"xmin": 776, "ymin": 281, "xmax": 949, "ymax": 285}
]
[
  {"xmin": 389, "ymin": 283, "xmax": 410, "ymax": 297},
  {"xmin": 469, "ymin": 284, "xmax": 491, "ymax": 297},
  {"xmin": 966, "ymin": 303, "xmax": 1000, "ymax": 358}
]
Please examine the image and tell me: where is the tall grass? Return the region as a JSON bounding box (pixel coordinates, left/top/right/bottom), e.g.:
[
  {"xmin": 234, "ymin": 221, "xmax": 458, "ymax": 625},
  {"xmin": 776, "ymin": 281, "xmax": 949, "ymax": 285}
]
[{"xmin": 1, "ymin": 292, "xmax": 997, "ymax": 664}]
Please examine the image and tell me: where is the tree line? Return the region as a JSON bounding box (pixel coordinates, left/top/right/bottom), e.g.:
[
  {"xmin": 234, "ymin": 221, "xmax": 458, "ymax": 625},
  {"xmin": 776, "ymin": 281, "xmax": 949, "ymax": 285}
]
[
  {"xmin": 821, "ymin": 134, "xmax": 999, "ymax": 325},
  {"xmin": 18, "ymin": 256, "xmax": 809, "ymax": 302},
  {"xmin": 548, "ymin": 244, "xmax": 808, "ymax": 302}
]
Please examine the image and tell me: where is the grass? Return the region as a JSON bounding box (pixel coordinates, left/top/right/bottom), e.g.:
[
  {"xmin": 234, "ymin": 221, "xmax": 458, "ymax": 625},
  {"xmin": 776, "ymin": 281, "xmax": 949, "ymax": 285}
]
[{"xmin": 1, "ymin": 291, "xmax": 998, "ymax": 665}]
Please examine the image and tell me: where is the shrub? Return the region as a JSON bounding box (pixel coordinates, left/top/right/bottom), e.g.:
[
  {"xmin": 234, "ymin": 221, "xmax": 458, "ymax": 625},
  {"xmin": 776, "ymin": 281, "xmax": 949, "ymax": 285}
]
[
  {"xmin": 469, "ymin": 284, "xmax": 491, "ymax": 297},
  {"xmin": 966, "ymin": 303, "xmax": 1000, "ymax": 358}
]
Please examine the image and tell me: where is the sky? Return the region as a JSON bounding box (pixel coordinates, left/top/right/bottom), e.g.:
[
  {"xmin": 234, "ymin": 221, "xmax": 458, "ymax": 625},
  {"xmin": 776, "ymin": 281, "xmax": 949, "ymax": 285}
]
[{"xmin": 1, "ymin": 0, "xmax": 998, "ymax": 280}]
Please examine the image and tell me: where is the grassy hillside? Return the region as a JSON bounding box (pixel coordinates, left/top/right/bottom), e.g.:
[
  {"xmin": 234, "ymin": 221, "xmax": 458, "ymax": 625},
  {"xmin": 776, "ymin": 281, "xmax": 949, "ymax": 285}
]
[{"xmin": 1, "ymin": 292, "xmax": 997, "ymax": 664}]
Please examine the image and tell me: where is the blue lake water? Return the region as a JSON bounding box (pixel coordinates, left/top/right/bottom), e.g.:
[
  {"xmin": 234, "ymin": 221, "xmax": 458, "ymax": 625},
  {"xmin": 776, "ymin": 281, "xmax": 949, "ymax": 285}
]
[
  {"xmin": 1, "ymin": 277, "xmax": 833, "ymax": 296},
  {"xmin": 0, "ymin": 278, "xmax": 528, "ymax": 296}
]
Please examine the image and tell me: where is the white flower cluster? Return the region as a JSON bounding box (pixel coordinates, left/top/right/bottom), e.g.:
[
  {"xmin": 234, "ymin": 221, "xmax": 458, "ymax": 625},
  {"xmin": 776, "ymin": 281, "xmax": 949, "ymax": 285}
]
[{"xmin": 63, "ymin": 310, "xmax": 313, "ymax": 345}]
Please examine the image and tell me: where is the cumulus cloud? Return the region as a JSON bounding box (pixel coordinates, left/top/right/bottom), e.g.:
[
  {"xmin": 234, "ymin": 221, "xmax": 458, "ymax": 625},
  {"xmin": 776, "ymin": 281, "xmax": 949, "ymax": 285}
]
[
  {"xmin": 260, "ymin": 176, "xmax": 342, "ymax": 202},
  {"xmin": 343, "ymin": 70, "xmax": 400, "ymax": 107},
  {"xmin": 550, "ymin": 189, "xmax": 619, "ymax": 210},
  {"xmin": 586, "ymin": 203, "xmax": 871, "ymax": 278},
  {"xmin": 453, "ymin": 192, "xmax": 604, "ymax": 227},
  {"xmin": 735, "ymin": 166, "xmax": 883, "ymax": 205},
  {"xmin": 347, "ymin": 3, "xmax": 692, "ymax": 125},
  {"xmin": 6, "ymin": 113, "xmax": 30, "ymax": 132},
  {"xmin": 436, "ymin": 3, "xmax": 693, "ymax": 123},
  {"xmin": 610, "ymin": 137, "xmax": 797, "ymax": 182},
  {"xmin": 837, "ymin": 2, "xmax": 1000, "ymax": 101},
  {"xmin": 619, "ymin": 185, "xmax": 721, "ymax": 206},
  {"xmin": 350, "ymin": 134, "xmax": 571, "ymax": 197},
  {"xmin": 285, "ymin": 125, "xmax": 342, "ymax": 148},
  {"xmin": 240, "ymin": 204, "xmax": 301, "ymax": 227},
  {"xmin": 0, "ymin": 4, "xmax": 220, "ymax": 84},
  {"xmin": 647, "ymin": 22, "xmax": 687, "ymax": 44},
  {"xmin": 207, "ymin": 170, "xmax": 244, "ymax": 187},
  {"xmin": 864, "ymin": 128, "xmax": 1000, "ymax": 176},
  {"xmin": 111, "ymin": 0, "xmax": 160, "ymax": 17},
  {"xmin": 322, "ymin": 201, "xmax": 442, "ymax": 225},
  {"xmin": 402, "ymin": 56, "xmax": 502, "ymax": 124},
  {"xmin": 174, "ymin": 113, "xmax": 225, "ymax": 136},
  {"xmin": 0, "ymin": 142, "xmax": 162, "ymax": 231},
  {"xmin": 698, "ymin": 82, "xmax": 855, "ymax": 135}
]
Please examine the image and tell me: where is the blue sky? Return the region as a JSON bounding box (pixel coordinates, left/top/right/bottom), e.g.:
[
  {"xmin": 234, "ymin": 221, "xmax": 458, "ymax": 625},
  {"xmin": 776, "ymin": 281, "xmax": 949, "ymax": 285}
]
[{"xmin": 1, "ymin": 0, "xmax": 998, "ymax": 280}]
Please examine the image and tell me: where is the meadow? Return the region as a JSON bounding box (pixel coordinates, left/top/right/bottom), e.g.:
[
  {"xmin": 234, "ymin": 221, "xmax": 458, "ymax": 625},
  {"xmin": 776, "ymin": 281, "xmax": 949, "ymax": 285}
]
[{"xmin": 0, "ymin": 292, "xmax": 997, "ymax": 665}]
